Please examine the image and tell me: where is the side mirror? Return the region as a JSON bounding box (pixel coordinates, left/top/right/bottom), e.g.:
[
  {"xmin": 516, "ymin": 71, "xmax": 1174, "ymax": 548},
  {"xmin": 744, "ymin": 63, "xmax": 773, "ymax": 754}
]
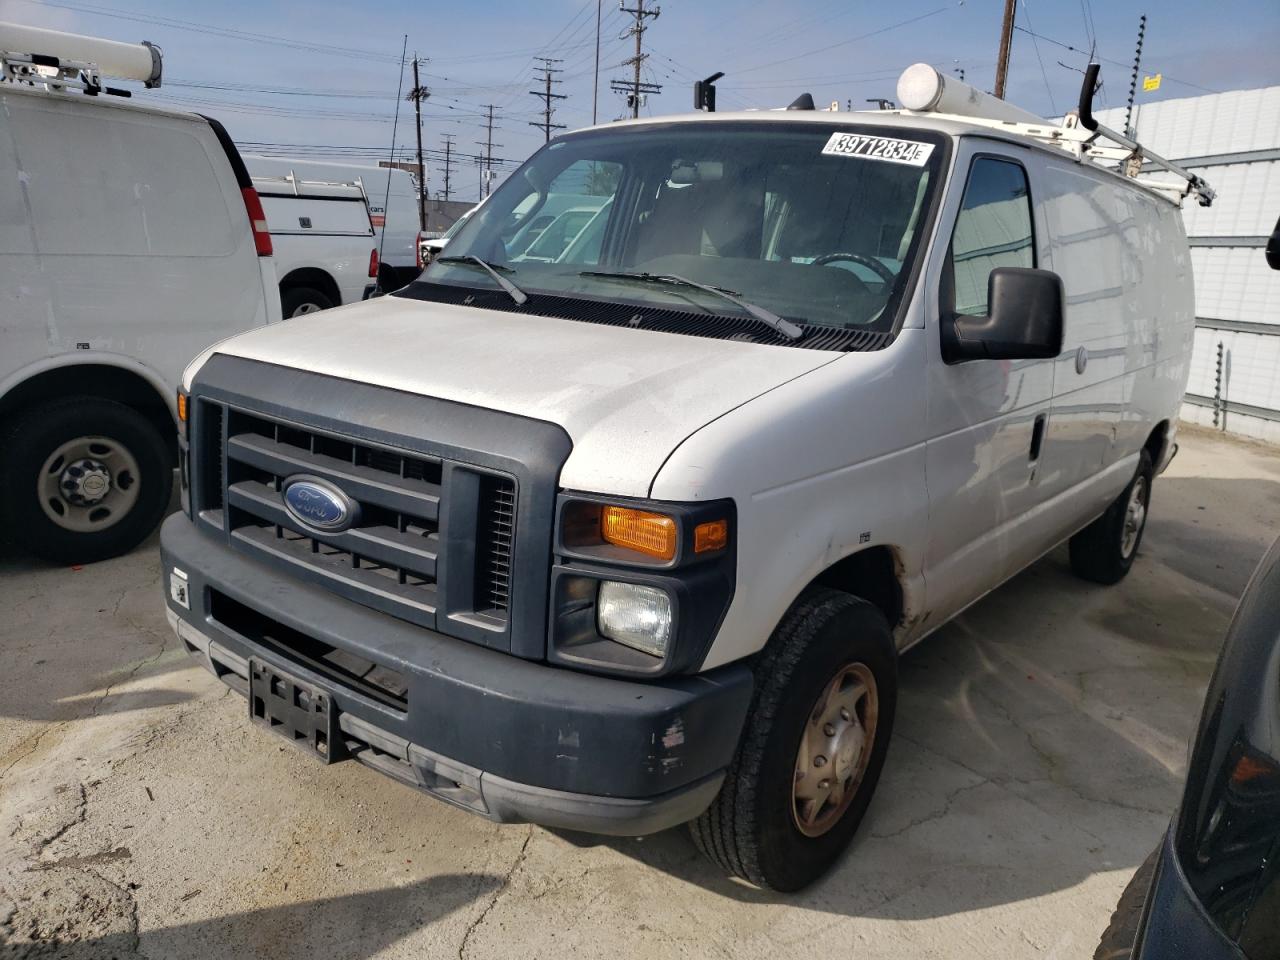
[
  {"xmin": 1266, "ymin": 216, "xmax": 1280, "ymax": 271},
  {"xmin": 943, "ymin": 267, "xmax": 1064, "ymax": 363}
]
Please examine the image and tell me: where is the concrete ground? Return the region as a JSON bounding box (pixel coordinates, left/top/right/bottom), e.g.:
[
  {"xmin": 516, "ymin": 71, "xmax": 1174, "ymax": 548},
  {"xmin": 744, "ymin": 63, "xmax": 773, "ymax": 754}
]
[{"xmin": 1, "ymin": 425, "xmax": 1277, "ymax": 960}]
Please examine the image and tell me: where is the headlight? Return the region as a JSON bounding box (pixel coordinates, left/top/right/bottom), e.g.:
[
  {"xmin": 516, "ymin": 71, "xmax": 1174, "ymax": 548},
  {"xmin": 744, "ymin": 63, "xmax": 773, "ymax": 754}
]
[{"xmin": 597, "ymin": 581, "xmax": 673, "ymax": 657}]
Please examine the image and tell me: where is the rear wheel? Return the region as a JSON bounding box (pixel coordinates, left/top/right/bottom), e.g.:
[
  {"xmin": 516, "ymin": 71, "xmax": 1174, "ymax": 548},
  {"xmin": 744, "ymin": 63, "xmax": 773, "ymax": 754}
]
[
  {"xmin": 282, "ymin": 285, "xmax": 334, "ymax": 317},
  {"xmin": 1070, "ymin": 450, "xmax": 1153, "ymax": 585},
  {"xmin": 1, "ymin": 397, "xmax": 172, "ymax": 564},
  {"xmin": 690, "ymin": 588, "xmax": 896, "ymax": 891}
]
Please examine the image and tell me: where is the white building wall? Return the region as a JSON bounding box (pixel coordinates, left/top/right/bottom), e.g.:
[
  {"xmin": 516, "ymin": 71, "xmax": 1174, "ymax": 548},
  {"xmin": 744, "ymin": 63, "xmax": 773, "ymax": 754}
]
[{"xmin": 1096, "ymin": 87, "xmax": 1280, "ymax": 444}]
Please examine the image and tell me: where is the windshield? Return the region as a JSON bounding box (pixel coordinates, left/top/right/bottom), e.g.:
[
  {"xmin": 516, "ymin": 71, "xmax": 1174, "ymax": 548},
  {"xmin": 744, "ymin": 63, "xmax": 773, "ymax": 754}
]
[{"xmin": 408, "ymin": 122, "xmax": 945, "ymax": 341}]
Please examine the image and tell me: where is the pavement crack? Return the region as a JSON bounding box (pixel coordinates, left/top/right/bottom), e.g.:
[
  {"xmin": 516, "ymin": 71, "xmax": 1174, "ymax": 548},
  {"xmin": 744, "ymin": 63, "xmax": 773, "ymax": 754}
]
[
  {"xmin": 457, "ymin": 828, "xmax": 533, "ymax": 960},
  {"xmin": 33, "ymin": 783, "xmax": 87, "ymax": 855},
  {"xmin": 870, "ymin": 779, "xmax": 990, "ymax": 839}
]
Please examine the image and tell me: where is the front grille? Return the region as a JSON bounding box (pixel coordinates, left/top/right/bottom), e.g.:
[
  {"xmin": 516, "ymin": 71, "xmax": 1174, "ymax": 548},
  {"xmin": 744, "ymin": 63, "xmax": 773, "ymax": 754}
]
[
  {"xmin": 195, "ymin": 402, "xmax": 517, "ymax": 636},
  {"xmin": 477, "ymin": 475, "xmax": 516, "ymax": 612}
]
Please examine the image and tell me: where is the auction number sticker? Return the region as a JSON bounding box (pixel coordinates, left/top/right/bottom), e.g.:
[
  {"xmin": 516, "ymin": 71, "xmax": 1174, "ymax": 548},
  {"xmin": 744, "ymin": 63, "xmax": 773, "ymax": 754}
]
[{"xmin": 821, "ymin": 132, "xmax": 934, "ymax": 167}]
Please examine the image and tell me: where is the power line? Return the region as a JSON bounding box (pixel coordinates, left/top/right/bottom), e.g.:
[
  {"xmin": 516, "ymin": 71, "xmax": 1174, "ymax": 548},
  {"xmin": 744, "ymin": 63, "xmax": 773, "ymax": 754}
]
[
  {"xmin": 9, "ymin": 0, "xmax": 402, "ymax": 63},
  {"xmin": 529, "ymin": 57, "xmax": 567, "ymax": 142},
  {"xmin": 730, "ymin": 6, "xmax": 952, "ymax": 76},
  {"xmin": 1018, "ymin": 0, "xmax": 1058, "ymax": 114},
  {"xmin": 1011, "ymin": 24, "xmax": 1220, "ymax": 94}
]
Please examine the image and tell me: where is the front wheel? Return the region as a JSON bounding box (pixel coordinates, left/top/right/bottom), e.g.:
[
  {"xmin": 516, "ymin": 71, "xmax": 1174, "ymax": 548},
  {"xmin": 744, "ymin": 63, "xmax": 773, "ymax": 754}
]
[
  {"xmin": 1, "ymin": 397, "xmax": 172, "ymax": 564},
  {"xmin": 690, "ymin": 588, "xmax": 897, "ymax": 891}
]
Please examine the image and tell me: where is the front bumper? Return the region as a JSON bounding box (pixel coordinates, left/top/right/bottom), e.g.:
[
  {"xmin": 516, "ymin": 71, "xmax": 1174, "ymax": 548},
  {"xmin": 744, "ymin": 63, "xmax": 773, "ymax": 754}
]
[
  {"xmin": 1134, "ymin": 826, "xmax": 1244, "ymax": 960},
  {"xmin": 161, "ymin": 513, "xmax": 752, "ymax": 835}
]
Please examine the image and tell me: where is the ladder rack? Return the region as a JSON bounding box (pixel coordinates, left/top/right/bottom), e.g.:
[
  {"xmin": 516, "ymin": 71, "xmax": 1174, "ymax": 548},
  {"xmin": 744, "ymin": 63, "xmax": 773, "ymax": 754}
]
[{"xmin": 895, "ymin": 62, "xmax": 1214, "ymax": 208}]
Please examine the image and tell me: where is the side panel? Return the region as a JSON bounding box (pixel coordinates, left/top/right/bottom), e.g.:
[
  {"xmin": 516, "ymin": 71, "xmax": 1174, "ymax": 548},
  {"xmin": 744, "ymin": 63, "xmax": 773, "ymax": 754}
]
[
  {"xmin": 651, "ymin": 334, "xmax": 931, "ymax": 668},
  {"xmin": 0, "ymin": 90, "xmax": 270, "ymax": 396},
  {"xmin": 270, "ymin": 234, "xmax": 374, "ymax": 307},
  {"xmin": 1037, "ymin": 159, "xmax": 1193, "ymax": 521}
]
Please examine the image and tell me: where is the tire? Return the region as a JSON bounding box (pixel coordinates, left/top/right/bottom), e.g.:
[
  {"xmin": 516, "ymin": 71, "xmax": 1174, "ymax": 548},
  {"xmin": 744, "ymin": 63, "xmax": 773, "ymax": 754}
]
[
  {"xmin": 282, "ymin": 286, "xmax": 334, "ymax": 317},
  {"xmin": 1, "ymin": 396, "xmax": 173, "ymax": 565},
  {"xmin": 1070, "ymin": 449, "xmax": 1153, "ymax": 585},
  {"xmin": 1094, "ymin": 847, "xmax": 1159, "ymax": 960},
  {"xmin": 689, "ymin": 587, "xmax": 897, "ymax": 891}
]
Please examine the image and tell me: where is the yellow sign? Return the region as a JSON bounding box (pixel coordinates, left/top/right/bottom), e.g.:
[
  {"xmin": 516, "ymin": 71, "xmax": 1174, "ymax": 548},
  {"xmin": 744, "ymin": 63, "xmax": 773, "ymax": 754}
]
[{"xmin": 1143, "ymin": 74, "xmax": 1162, "ymax": 92}]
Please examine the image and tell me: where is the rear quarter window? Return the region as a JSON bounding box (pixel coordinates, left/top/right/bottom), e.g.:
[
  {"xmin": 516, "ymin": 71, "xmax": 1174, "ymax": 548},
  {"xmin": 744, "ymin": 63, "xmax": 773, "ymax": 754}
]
[{"xmin": 11, "ymin": 100, "xmax": 238, "ymax": 258}]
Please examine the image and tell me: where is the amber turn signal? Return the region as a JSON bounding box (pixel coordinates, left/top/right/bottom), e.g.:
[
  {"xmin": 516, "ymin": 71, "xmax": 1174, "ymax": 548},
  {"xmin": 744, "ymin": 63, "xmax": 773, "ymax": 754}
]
[
  {"xmin": 694, "ymin": 518, "xmax": 729, "ymax": 553},
  {"xmin": 601, "ymin": 506, "xmax": 677, "ymax": 561},
  {"xmin": 177, "ymin": 392, "xmax": 188, "ymax": 422}
]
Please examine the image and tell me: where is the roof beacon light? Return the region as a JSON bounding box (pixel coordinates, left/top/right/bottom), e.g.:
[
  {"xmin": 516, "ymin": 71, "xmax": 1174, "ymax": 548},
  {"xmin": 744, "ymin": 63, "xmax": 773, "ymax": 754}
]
[
  {"xmin": 897, "ymin": 63, "xmax": 1043, "ymax": 125},
  {"xmin": 0, "ymin": 21, "xmax": 162, "ymax": 92}
]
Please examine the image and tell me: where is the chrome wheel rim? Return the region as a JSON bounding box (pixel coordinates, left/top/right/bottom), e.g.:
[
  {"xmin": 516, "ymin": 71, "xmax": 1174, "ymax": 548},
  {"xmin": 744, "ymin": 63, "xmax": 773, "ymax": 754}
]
[
  {"xmin": 38, "ymin": 436, "xmax": 141, "ymax": 533},
  {"xmin": 1120, "ymin": 476, "xmax": 1148, "ymax": 559},
  {"xmin": 291, "ymin": 302, "xmax": 323, "ymax": 317},
  {"xmin": 792, "ymin": 662, "xmax": 879, "ymax": 838}
]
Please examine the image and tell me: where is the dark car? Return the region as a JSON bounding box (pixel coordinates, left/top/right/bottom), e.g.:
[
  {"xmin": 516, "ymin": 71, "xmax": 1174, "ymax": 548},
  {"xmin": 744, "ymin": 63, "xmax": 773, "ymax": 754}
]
[{"xmin": 1096, "ymin": 532, "xmax": 1280, "ymax": 959}]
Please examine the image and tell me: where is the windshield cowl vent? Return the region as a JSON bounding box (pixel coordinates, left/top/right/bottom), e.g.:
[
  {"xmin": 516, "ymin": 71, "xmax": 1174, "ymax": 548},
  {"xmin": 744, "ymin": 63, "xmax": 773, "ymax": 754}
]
[{"xmin": 396, "ymin": 282, "xmax": 894, "ymax": 353}]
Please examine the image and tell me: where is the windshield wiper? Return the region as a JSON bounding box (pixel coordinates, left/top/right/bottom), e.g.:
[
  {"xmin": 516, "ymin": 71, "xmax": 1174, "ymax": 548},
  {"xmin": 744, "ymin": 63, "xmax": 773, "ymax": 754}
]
[
  {"xmin": 436, "ymin": 255, "xmax": 528, "ymax": 305},
  {"xmin": 579, "ymin": 270, "xmax": 803, "ymax": 341}
]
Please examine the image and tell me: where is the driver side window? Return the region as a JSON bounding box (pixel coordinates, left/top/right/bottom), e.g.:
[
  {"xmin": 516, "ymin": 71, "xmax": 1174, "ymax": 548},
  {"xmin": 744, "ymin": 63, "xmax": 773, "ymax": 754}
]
[{"xmin": 947, "ymin": 157, "xmax": 1034, "ymax": 316}]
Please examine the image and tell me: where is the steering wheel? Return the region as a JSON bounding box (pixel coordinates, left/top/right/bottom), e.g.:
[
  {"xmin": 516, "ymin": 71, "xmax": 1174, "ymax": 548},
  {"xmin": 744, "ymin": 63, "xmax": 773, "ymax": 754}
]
[{"xmin": 811, "ymin": 252, "xmax": 897, "ymax": 286}]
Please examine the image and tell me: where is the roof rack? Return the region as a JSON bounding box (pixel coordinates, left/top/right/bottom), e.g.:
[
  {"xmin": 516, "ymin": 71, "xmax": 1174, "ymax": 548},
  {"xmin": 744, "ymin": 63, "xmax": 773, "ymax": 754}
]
[
  {"xmin": 895, "ymin": 62, "xmax": 1214, "ymax": 208},
  {"xmin": 0, "ymin": 21, "xmax": 162, "ymax": 98},
  {"xmin": 250, "ymin": 171, "xmax": 370, "ymax": 200}
]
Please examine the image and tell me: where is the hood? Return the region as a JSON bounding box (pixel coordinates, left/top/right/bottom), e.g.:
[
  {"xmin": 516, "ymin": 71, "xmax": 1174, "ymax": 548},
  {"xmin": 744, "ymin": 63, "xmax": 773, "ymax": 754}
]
[{"xmin": 185, "ymin": 294, "xmax": 838, "ymax": 496}]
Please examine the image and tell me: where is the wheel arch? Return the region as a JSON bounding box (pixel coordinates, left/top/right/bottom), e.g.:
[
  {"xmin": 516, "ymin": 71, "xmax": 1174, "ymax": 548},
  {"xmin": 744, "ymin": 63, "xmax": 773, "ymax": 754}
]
[
  {"xmin": 0, "ymin": 357, "xmax": 177, "ymax": 463},
  {"xmin": 279, "ymin": 267, "xmax": 341, "ymax": 308},
  {"xmin": 806, "ymin": 544, "xmax": 907, "ymax": 635},
  {"xmin": 1144, "ymin": 419, "xmax": 1172, "ymax": 474}
]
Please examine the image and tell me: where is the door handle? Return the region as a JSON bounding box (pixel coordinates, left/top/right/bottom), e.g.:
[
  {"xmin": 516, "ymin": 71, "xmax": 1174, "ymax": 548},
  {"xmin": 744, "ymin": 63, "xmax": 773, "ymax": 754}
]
[{"xmin": 1030, "ymin": 413, "xmax": 1047, "ymax": 462}]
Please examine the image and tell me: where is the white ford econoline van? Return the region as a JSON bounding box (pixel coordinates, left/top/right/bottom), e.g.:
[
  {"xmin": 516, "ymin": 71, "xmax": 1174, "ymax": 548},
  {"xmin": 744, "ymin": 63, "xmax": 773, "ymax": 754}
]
[
  {"xmin": 250, "ymin": 173, "xmax": 379, "ymax": 316},
  {"xmin": 0, "ymin": 23, "xmax": 280, "ymax": 564},
  {"xmin": 161, "ymin": 66, "xmax": 1210, "ymax": 890}
]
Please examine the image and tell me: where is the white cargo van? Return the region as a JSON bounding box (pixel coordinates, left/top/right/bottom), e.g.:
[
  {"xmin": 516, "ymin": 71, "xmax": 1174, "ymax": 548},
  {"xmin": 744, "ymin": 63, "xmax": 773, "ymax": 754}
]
[
  {"xmin": 161, "ymin": 65, "xmax": 1212, "ymax": 890},
  {"xmin": 250, "ymin": 173, "xmax": 378, "ymax": 316},
  {"xmin": 244, "ymin": 156, "xmax": 420, "ymax": 289},
  {"xmin": 0, "ymin": 22, "xmax": 280, "ymax": 564}
]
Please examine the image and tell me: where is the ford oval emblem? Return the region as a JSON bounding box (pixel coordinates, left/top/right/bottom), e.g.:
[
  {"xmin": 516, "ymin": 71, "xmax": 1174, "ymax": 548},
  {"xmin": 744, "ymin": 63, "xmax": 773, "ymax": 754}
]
[{"xmin": 282, "ymin": 477, "xmax": 359, "ymax": 532}]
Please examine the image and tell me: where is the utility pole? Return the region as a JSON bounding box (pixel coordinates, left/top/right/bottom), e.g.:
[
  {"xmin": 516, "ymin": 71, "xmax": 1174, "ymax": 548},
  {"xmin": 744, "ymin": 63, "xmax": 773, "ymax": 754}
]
[
  {"xmin": 529, "ymin": 57, "xmax": 567, "ymax": 142},
  {"xmin": 407, "ymin": 56, "xmax": 429, "ymax": 231},
  {"xmin": 439, "ymin": 133, "xmax": 455, "ymax": 203},
  {"xmin": 476, "ymin": 104, "xmax": 501, "ymax": 200},
  {"xmin": 993, "ymin": 0, "xmax": 1015, "ymax": 99},
  {"xmin": 1125, "ymin": 14, "xmax": 1147, "ymax": 139},
  {"xmin": 613, "ymin": 0, "xmax": 661, "ymax": 118},
  {"xmin": 592, "ymin": 0, "xmax": 602, "ymax": 124}
]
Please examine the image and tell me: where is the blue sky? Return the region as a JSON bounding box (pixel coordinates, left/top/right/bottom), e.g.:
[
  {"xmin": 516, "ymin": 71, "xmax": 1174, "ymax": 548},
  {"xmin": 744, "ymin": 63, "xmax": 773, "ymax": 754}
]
[{"xmin": 2, "ymin": 0, "xmax": 1277, "ymax": 201}]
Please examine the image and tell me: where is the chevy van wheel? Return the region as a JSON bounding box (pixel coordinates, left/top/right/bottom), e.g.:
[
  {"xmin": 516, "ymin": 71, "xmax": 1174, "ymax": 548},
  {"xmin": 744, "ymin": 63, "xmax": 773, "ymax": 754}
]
[
  {"xmin": 690, "ymin": 587, "xmax": 896, "ymax": 891},
  {"xmin": 3, "ymin": 397, "xmax": 172, "ymax": 565},
  {"xmin": 1069, "ymin": 450, "xmax": 1154, "ymax": 585}
]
